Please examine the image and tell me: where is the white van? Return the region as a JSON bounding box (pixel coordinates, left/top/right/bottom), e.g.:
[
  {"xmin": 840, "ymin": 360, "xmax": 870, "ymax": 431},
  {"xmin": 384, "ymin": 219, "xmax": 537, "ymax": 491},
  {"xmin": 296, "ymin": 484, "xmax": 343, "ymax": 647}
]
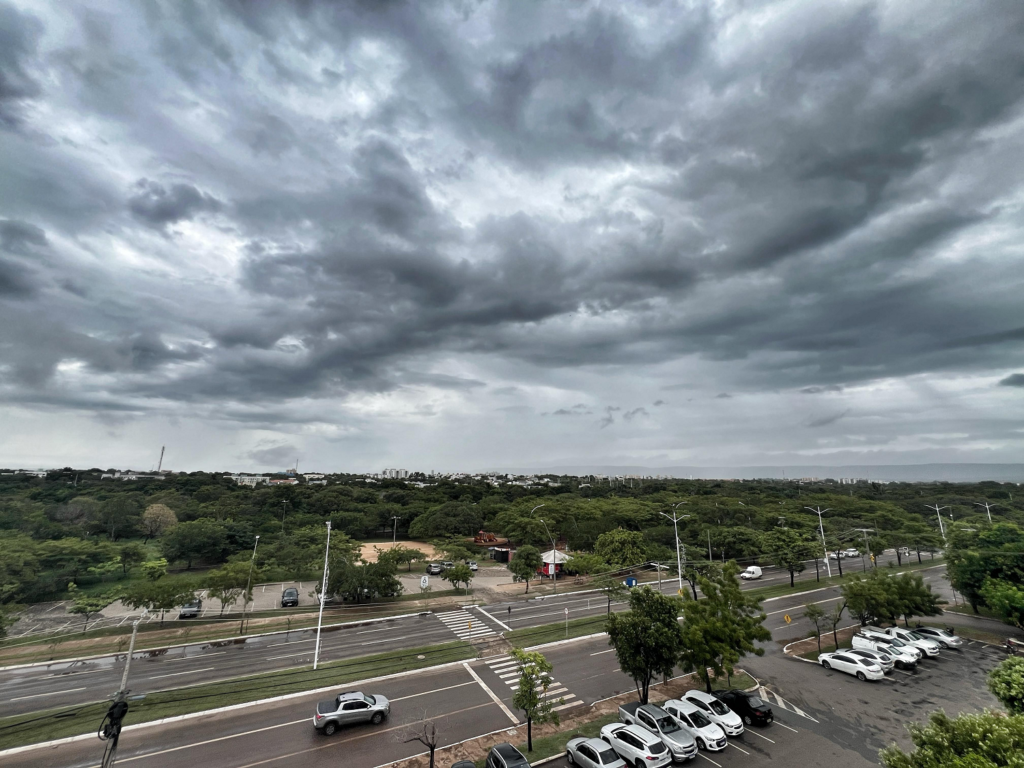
[{"xmin": 739, "ymin": 566, "xmax": 762, "ymax": 580}]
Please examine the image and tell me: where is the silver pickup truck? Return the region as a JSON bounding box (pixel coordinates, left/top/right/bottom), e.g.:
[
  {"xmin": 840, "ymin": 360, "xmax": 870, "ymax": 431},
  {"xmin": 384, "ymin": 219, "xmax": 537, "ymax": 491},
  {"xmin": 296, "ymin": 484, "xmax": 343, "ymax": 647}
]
[
  {"xmin": 619, "ymin": 702, "xmax": 698, "ymax": 761},
  {"xmin": 314, "ymin": 691, "xmax": 390, "ymax": 735}
]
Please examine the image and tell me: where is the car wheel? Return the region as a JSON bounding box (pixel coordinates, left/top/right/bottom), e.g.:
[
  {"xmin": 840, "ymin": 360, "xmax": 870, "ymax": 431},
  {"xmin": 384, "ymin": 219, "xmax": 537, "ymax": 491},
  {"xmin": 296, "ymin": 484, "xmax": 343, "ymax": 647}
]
[
  {"xmin": 635, "ymin": 759, "xmax": 646, "ymax": 768},
  {"xmin": 371, "ymin": 712, "xmax": 384, "ymax": 724},
  {"xmin": 821, "ymin": 661, "xmax": 831, "ymax": 670},
  {"xmin": 696, "ymin": 738, "xmax": 706, "ymax": 750},
  {"xmin": 856, "ymin": 671, "xmax": 866, "ymax": 681},
  {"xmin": 743, "ymin": 714, "xmax": 753, "ymax": 726},
  {"xmin": 322, "ymin": 722, "xmax": 337, "ymax": 736},
  {"xmin": 566, "ymin": 750, "xmax": 575, "ymax": 764}
]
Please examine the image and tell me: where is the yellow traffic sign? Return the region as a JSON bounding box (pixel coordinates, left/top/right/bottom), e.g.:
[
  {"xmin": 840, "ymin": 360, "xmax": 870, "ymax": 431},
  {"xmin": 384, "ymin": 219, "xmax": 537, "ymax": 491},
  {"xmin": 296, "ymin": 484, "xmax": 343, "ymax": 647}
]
[{"xmin": 784, "ymin": 614, "xmax": 792, "ymax": 624}]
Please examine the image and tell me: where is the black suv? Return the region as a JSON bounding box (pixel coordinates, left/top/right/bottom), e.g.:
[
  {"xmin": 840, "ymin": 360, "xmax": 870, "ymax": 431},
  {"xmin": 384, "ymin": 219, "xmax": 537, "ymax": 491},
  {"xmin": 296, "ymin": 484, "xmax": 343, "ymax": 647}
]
[
  {"xmin": 282, "ymin": 587, "xmax": 299, "ymax": 607},
  {"xmin": 713, "ymin": 689, "xmax": 773, "ymax": 726}
]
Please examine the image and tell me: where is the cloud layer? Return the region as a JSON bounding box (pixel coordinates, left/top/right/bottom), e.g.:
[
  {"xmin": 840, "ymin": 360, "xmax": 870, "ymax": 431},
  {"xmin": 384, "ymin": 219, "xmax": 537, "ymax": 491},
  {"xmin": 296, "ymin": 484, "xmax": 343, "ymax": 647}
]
[{"xmin": 1, "ymin": 0, "xmax": 1022, "ymax": 471}]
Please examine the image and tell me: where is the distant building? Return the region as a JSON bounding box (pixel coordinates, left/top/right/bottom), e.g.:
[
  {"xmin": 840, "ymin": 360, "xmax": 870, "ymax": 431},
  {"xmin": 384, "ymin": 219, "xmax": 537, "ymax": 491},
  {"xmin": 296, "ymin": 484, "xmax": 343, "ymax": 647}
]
[
  {"xmin": 382, "ymin": 468, "xmax": 409, "ymax": 479},
  {"xmin": 229, "ymin": 475, "xmax": 270, "ymax": 487}
]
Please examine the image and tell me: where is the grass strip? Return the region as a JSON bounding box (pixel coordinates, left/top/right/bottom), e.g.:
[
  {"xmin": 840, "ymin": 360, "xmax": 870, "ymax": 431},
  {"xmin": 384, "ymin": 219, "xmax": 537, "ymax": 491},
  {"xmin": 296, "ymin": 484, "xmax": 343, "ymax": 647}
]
[
  {"xmin": 0, "ymin": 640, "xmax": 473, "ymax": 751},
  {"xmin": 505, "ymin": 615, "xmax": 610, "ymax": 648}
]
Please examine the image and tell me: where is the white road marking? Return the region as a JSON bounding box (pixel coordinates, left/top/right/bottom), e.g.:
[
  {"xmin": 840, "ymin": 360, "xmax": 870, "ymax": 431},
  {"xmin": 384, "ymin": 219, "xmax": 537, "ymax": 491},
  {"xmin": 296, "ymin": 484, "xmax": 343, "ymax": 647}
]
[
  {"xmin": 147, "ymin": 667, "xmax": 215, "ymax": 680},
  {"xmin": 475, "ymin": 605, "xmax": 511, "ymax": 632},
  {"xmin": 463, "ymin": 662, "xmax": 520, "ymax": 725},
  {"xmin": 356, "ymin": 627, "xmax": 392, "ymax": 634},
  {"xmin": 267, "ymin": 639, "xmax": 313, "ymax": 647},
  {"xmin": 590, "ymin": 649, "xmax": 616, "ymax": 656},
  {"xmin": 744, "ymin": 729, "xmax": 775, "ymax": 743},
  {"xmin": 391, "ymin": 681, "xmax": 476, "ymax": 701},
  {"xmin": 774, "ymin": 721, "xmax": 799, "ymax": 733},
  {"xmin": 168, "ymin": 652, "xmax": 227, "ymax": 661},
  {"xmin": 12, "ymin": 687, "xmax": 87, "ymax": 701},
  {"xmin": 766, "ymin": 596, "xmax": 842, "ymax": 616},
  {"xmin": 266, "ymin": 652, "xmax": 312, "ymax": 660},
  {"xmin": 49, "ymin": 669, "xmax": 103, "ymax": 677},
  {"xmin": 729, "ymin": 742, "xmax": 750, "ymax": 755},
  {"xmin": 698, "ymin": 753, "xmax": 722, "ymax": 767},
  {"xmin": 553, "ymin": 700, "xmax": 585, "ymax": 711}
]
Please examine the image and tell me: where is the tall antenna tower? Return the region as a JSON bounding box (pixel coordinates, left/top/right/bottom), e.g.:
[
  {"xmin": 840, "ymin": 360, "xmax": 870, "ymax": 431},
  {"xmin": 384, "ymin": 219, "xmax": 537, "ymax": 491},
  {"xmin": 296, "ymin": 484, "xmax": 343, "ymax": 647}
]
[{"xmin": 157, "ymin": 446, "xmax": 165, "ymax": 473}]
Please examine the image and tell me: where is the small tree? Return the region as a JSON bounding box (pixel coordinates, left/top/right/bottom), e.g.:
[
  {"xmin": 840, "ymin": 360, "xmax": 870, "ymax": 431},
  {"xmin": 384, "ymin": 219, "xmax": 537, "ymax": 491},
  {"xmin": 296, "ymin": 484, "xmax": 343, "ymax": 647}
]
[
  {"xmin": 607, "ymin": 587, "xmax": 683, "ymax": 703},
  {"xmin": 842, "ymin": 572, "xmax": 892, "ymax": 626},
  {"xmin": 989, "ymin": 657, "xmax": 1024, "ymax": 715},
  {"xmin": 510, "ymin": 647, "xmax": 560, "ymax": 752},
  {"xmin": 982, "ymin": 579, "xmax": 1024, "ymax": 630},
  {"xmin": 122, "ymin": 578, "xmax": 196, "ymax": 627},
  {"xmin": 879, "ymin": 710, "xmax": 1024, "ymax": 768},
  {"xmin": 562, "ymin": 553, "xmax": 606, "ymax": 577},
  {"xmin": 593, "ymin": 573, "xmax": 629, "ymax": 615},
  {"xmin": 443, "ymin": 563, "xmax": 473, "ymax": 594},
  {"xmin": 595, "ymin": 529, "xmax": 647, "ymax": 570},
  {"xmin": 141, "ymin": 558, "xmax": 168, "ymax": 581},
  {"xmin": 509, "ymin": 545, "xmax": 543, "ymax": 594},
  {"xmin": 395, "ymin": 712, "xmax": 449, "ymax": 768},
  {"xmin": 891, "ymin": 573, "xmax": 943, "ymax": 626},
  {"xmin": 762, "ymin": 529, "xmax": 813, "ymax": 587},
  {"xmin": 206, "ymin": 560, "xmax": 253, "ymax": 617},
  {"xmin": 804, "ymin": 603, "xmax": 826, "ymax": 653},
  {"xmin": 118, "ymin": 543, "xmax": 148, "ymax": 576},
  {"xmin": 67, "ymin": 586, "xmax": 115, "ymax": 633},
  {"xmin": 825, "ymin": 601, "xmax": 847, "ymax": 649},
  {"xmin": 377, "ymin": 545, "xmax": 426, "ymax": 572}
]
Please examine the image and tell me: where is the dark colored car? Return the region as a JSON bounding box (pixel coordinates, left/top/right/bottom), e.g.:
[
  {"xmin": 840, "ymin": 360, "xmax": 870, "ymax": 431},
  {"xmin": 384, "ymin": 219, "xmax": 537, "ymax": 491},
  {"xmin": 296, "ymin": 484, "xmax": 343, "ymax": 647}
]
[
  {"xmin": 713, "ymin": 690, "xmax": 773, "ymax": 726},
  {"xmin": 451, "ymin": 762, "xmax": 477, "ymax": 768},
  {"xmin": 282, "ymin": 587, "xmax": 299, "ymax": 607},
  {"xmin": 486, "ymin": 742, "xmax": 531, "ymax": 768}
]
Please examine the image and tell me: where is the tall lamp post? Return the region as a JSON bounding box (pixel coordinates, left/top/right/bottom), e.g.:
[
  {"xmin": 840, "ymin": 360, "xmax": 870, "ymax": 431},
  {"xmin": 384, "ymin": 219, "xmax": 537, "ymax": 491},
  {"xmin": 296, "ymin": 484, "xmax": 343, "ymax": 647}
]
[
  {"xmin": 241, "ymin": 535, "xmax": 260, "ymax": 635},
  {"xmin": 539, "ymin": 517, "xmax": 557, "ymax": 594},
  {"xmin": 314, "ymin": 521, "xmax": 331, "ymax": 670},
  {"xmin": 660, "ymin": 502, "xmax": 689, "ymax": 594},
  {"xmin": 391, "ymin": 515, "xmax": 401, "ymax": 546},
  {"xmin": 805, "ymin": 507, "xmax": 832, "ymax": 578},
  {"xmin": 925, "ymin": 504, "xmax": 949, "ymax": 544},
  {"xmin": 975, "ymin": 501, "xmax": 996, "ymax": 524}
]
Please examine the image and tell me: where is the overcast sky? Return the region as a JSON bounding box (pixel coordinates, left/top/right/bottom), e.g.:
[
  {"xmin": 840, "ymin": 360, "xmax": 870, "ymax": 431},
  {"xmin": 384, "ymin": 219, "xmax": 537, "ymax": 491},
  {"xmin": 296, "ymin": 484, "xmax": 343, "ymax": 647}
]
[{"xmin": 2, "ymin": 0, "xmax": 1023, "ymax": 473}]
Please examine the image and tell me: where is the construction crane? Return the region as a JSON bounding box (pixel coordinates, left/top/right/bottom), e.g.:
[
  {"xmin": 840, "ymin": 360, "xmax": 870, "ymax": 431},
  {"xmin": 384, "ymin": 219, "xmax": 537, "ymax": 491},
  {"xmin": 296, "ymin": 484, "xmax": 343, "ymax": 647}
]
[{"xmin": 157, "ymin": 446, "xmax": 165, "ymax": 473}]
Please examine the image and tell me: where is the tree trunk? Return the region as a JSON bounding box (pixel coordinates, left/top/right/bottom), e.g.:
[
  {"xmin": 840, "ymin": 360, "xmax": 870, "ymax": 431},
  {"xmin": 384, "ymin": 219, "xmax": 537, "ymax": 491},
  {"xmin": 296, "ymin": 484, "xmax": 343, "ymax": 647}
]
[
  {"xmin": 814, "ymin": 558, "xmax": 819, "ymax": 582},
  {"xmin": 835, "ymin": 555, "xmax": 843, "ymax": 577},
  {"xmin": 896, "ymin": 550, "xmax": 902, "ymax": 566},
  {"xmin": 428, "ymin": 746, "xmax": 435, "ymax": 768},
  {"xmin": 832, "ymin": 627, "xmax": 839, "ymax": 648},
  {"xmin": 704, "ymin": 668, "xmax": 713, "ymax": 694},
  {"xmin": 917, "ymin": 548, "xmax": 922, "ymax": 564},
  {"xmin": 816, "ymin": 633, "xmax": 821, "ymax": 653},
  {"xmin": 789, "ymin": 569, "xmax": 795, "ymax": 588},
  {"xmin": 525, "ymin": 578, "xmax": 529, "ymax": 594},
  {"xmin": 527, "ymin": 716, "xmax": 532, "ymax": 752}
]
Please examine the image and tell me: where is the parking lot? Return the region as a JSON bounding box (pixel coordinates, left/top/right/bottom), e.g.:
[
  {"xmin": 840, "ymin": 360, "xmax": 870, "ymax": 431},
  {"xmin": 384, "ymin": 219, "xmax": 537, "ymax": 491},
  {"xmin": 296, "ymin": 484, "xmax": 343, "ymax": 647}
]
[{"xmin": 543, "ymin": 632, "xmax": 1007, "ymax": 768}]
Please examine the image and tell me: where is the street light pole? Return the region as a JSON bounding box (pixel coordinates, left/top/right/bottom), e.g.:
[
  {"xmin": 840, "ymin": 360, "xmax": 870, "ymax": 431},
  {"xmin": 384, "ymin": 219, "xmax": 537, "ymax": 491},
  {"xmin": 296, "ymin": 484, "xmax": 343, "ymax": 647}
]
[
  {"xmin": 925, "ymin": 504, "xmax": 949, "ymax": 544},
  {"xmin": 241, "ymin": 535, "xmax": 260, "ymax": 635},
  {"xmin": 806, "ymin": 507, "xmax": 832, "ymax": 578},
  {"xmin": 539, "ymin": 518, "xmax": 557, "ymax": 594},
  {"xmin": 314, "ymin": 521, "xmax": 331, "ymax": 670},
  {"xmin": 854, "ymin": 528, "xmax": 874, "ymax": 570},
  {"xmin": 659, "ymin": 502, "xmax": 689, "ymax": 594},
  {"xmin": 975, "ymin": 502, "xmax": 996, "ymax": 524},
  {"xmin": 391, "ymin": 515, "xmax": 401, "ymax": 546},
  {"xmin": 100, "ymin": 612, "xmax": 146, "ymax": 768}
]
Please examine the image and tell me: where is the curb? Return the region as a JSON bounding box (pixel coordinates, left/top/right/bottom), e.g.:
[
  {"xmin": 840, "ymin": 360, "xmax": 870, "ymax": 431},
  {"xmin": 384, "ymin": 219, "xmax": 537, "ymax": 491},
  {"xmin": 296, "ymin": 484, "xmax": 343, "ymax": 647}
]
[
  {"xmin": 761, "ymin": 563, "xmax": 946, "ymax": 604},
  {"xmin": 0, "ymin": 612, "xmax": 430, "ymax": 673},
  {"xmin": 0, "ymin": 655, "xmax": 471, "ymax": 758},
  {"xmin": 523, "ymin": 632, "xmax": 608, "ymax": 652}
]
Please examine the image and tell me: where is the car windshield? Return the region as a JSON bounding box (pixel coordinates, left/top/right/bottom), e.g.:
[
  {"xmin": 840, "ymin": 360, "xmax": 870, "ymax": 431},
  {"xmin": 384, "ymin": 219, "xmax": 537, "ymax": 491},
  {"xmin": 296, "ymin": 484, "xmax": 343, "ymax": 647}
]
[
  {"xmin": 656, "ymin": 716, "xmax": 681, "ymax": 733},
  {"xmin": 598, "ymin": 748, "xmax": 618, "ymax": 764},
  {"xmin": 690, "ymin": 711, "xmax": 713, "ymax": 728},
  {"xmin": 362, "ymin": 695, "xmax": 374, "ymax": 705},
  {"xmin": 889, "ymin": 638, "xmax": 908, "ymax": 648},
  {"xmin": 905, "ymin": 631, "xmax": 924, "ymax": 640},
  {"xmin": 284, "ymin": 589, "xmax": 297, "ymax": 596},
  {"xmin": 709, "ymin": 700, "xmax": 730, "ymax": 715}
]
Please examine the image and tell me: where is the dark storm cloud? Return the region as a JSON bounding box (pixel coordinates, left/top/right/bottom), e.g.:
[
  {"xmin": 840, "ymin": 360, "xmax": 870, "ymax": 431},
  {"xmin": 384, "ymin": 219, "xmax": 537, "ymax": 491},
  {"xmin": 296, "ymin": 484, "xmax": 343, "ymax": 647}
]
[
  {"xmin": 808, "ymin": 410, "xmax": 851, "ymax": 428},
  {"xmin": 1000, "ymin": 374, "xmax": 1024, "ymax": 388},
  {"xmin": 1, "ymin": 0, "xmax": 1024, "ymax": 449},
  {"xmin": 128, "ymin": 179, "xmax": 223, "ymax": 229}
]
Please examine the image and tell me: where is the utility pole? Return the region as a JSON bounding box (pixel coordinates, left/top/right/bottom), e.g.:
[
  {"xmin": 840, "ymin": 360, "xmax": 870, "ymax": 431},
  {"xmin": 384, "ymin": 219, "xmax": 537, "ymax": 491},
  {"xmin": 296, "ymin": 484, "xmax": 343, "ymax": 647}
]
[
  {"xmin": 539, "ymin": 518, "xmax": 557, "ymax": 594},
  {"xmin": 99, "ymin": 612, "xmax": 146, "ymax": 767},
  {"xmin": 975, "ymin": 501, "xmax": 996, "ymax": 524},
  {"xmin": 391, "ymin": 515, "xmax": 401, "ymax": 546},
  {"xmin": 157, "ymin": 446, "xmax": 164, "ymax": 473},
  {"xmin": 707, "ymin": 530, "xmax": 712, "ymax": 562},
  {"xmin": 240, "ymin": 535, "xmax": 260, "ymax": 635},
  {"xmin": 660, "ymin": 502, "xmax": 689, "ymax": 594},
  {"xmin": 314, "ymin": 521, "xmax": 331, "ymax": 670},
  {"xmin": 925, "ymin": 504, "xmax": 948, "ymax": 544},
  {"xmin": 805, "ymin": 507, "xmax": 833, "ymax": 578},
  {"xmin": 854, "ymin": 529, "xmax": 874, "ymax": 570}
]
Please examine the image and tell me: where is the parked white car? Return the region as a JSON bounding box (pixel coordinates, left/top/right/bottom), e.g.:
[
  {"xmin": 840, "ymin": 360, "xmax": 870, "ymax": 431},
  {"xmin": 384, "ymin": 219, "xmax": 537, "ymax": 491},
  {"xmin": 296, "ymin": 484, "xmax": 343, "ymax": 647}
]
[
  {"xmin": 661, "ymin": 699, "xmax": 728, "ymax": 751},
  {"xmin": 600, "ymin": 723, "xmax": 671, "ymax": 768},
  {"xmin": 566, "ymin": 736, "xmax": 626, "ymax": 768},
  {"xmin": 867, "ymin": 626, "xmax": 941, "ymax": 657},
  {"xmin": 848, "ymin": 648, "xmax": 894, "ymax": 673},
  {"xmin": 853, "ymin": 632, "xmax": 922, "ymax": 667},
  {"xmin": 913, "ymin": 627, "xmax": 963, "ymax": 648},
  {"xmin": 818, "ymin": 651, "xmax": 885, "ymax": 681},
  {"xmin": 681, "ymin": 690, "xmax": 744, "ymax": 736}
]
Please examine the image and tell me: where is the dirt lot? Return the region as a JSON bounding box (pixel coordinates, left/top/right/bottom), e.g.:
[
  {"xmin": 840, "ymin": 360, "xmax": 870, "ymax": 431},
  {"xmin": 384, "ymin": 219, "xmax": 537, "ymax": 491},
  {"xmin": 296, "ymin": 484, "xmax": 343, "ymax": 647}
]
[{"xmin": 358, "ymin": 540, "xmax": 439, "ymax": 562}]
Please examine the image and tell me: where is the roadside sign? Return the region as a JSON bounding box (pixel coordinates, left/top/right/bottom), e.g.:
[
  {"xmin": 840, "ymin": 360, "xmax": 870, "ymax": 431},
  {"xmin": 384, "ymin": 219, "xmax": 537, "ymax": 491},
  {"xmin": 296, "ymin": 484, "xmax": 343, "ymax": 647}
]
[
  {"xmin": 784, "ymin": 614, "xmax": 792, "ymax": 624},
  {"xmin": 564, "ymin": 608, "xmax": 569, "ymax": 615},
  {"xmin": 677, "ymin": 588, "xmax": 684, "ymax": 596},
  {"xmin": 420, "ymin": 575, "xmax": 429, "ymax": 589}
]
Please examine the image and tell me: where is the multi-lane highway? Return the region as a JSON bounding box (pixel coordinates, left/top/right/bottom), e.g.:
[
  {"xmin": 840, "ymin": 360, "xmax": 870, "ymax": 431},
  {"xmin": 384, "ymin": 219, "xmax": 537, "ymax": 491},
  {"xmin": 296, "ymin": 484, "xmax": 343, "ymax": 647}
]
[{"xmin": 0, "ymin": 550, "xmax": 943, "ymax": 720}]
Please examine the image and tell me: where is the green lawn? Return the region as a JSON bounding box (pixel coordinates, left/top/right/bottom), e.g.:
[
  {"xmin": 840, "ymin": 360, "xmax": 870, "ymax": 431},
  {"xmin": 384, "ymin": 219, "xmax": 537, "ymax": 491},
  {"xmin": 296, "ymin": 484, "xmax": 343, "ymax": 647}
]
[
  {"xmin": 505, "ymin": 615, "xmax": 610, "ymax": 648},
  {"xmin": 0, "ymin": 641, "xmax": 473, "ymax": 750}
]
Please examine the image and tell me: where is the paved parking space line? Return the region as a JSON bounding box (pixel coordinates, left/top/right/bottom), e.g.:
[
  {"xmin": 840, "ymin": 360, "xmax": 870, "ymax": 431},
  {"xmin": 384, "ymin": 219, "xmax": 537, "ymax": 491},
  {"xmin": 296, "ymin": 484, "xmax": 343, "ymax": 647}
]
[
  {"xmin": 774, "ymin": 721, "xmax": 799, "ymax": 733},
  {"xmin": 697, "ymin": 753, "xmax": 722, "ymax": 767},
  {"xmin": 744, "ymin": 729, "xmax": 775, "ymax": 743},
  {"xmin": 728, "ymin": 742, "xmax": 750, "ymax": 755}
]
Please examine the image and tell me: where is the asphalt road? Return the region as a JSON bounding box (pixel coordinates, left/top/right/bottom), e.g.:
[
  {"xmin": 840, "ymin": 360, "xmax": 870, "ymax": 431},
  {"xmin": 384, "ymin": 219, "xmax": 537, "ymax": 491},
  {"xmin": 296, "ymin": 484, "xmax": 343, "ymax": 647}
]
[{"xmin": 0, "ymin": 550, "xmax": 941, "ymax": 720}]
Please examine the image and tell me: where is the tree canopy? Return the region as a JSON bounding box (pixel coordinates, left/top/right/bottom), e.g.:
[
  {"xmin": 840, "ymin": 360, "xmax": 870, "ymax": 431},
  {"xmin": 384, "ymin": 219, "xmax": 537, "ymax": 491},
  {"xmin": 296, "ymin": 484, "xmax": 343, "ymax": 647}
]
[{"xmin": 606, "ymin": 586, "xmax": 684, "ymax": 703}]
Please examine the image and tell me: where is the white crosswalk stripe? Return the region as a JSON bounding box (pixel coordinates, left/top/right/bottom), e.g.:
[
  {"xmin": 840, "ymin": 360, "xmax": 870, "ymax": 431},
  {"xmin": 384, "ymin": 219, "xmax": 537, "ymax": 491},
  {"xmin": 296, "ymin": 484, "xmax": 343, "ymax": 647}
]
[
  {"xmin": 434, "ymin": 610, "xmax": 497, "ymax": 641},
  {"xmin": 480, "ymin": 655, "xmax": 585, "ymax": 713}
]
